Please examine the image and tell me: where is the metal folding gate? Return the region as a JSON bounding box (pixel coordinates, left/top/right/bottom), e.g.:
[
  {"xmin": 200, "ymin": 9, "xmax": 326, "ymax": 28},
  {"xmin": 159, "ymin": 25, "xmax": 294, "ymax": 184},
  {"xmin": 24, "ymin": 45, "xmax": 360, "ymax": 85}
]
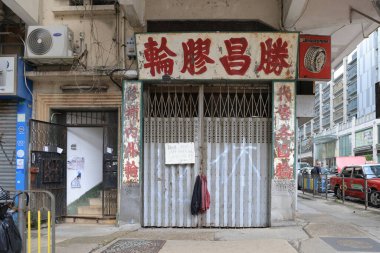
[
  {"xmin": 0, "ymin": 101, "xmax": 17, "ymax": 191},
  {"xmin": 143, "ymin": 84, "xmax": 271, "ymax": 227},
  {"xmin": 30, "ymin": 120, "xmax": 67, "ymax": 217}
]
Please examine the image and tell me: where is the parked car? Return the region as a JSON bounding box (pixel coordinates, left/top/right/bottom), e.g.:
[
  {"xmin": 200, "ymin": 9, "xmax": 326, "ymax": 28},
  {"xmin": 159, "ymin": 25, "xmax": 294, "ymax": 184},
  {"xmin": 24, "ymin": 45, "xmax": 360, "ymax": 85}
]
[
  {"xmin": 329, "ymin": 164, "xmax": 380, "ymax": 207},
  {"xmin": 297, "ymin": 162, "xmax": 310, "ymax": 171},
  {"xmin": 297, "ymin": 167, "xmax": 312, "ymax": 190},
  {"xmin": 297, "ymin": 166, "xmax": 334, "ymax": 191}
]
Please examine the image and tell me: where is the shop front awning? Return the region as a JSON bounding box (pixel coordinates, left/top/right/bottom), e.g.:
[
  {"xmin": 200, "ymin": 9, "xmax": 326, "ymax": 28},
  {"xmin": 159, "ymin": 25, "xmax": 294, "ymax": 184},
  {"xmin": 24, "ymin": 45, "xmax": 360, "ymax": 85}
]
[
  {"xmin": 354, "ymin": 145, "xmax": 373, "ymax": 154},
  {"xmin": 313, "ymin": 135, "xmax": 338, "ymax": 145}
]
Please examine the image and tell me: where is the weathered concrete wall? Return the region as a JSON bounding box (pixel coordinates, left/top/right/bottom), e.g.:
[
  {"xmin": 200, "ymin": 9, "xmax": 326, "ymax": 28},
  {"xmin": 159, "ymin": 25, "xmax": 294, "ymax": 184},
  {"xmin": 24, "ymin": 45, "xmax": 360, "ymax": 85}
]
[
  {"xmin": 119, "ymin": 81, "xmax": 143, "ymax": 224},
  {"xmin": 145, "ymin": 0, "xmax": 281, "ymax": 30},
  {"xmin": 271, "ymin": 179, "xmax": 296, "ymax": 222},
  {"xmin": 296, "ymin": 95, "xmax": 314, "ymax": 118},
  {"xmin": 39, "ymin": 0, "xmax": 136, "ymax": 68},
  {"xmin": 119, "ymin": 184, "xmax": 141, "ymax": 224}
]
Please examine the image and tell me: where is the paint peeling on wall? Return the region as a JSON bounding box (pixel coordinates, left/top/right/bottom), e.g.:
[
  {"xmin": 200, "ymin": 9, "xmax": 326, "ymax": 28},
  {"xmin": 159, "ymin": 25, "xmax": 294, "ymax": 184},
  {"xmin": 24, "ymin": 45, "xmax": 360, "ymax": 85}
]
[
  {"xmin": 273, "ymin": 82, "xmax": 295, "ymax": 180},
  {"xmin": 122, "ymin": 81, "xmax": 142, "ymax": 183},
  {"xmin": 272, "ymin": 179, "xmax": 295, "ymax": 195}
]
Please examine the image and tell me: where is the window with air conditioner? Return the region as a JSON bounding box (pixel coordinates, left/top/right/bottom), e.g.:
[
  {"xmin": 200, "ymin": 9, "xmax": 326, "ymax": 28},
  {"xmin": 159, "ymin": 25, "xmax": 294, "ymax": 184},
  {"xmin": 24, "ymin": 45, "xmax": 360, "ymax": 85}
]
[{"xmin": 26, "ymin": 26, "xmax": 73, "ymax": 58}]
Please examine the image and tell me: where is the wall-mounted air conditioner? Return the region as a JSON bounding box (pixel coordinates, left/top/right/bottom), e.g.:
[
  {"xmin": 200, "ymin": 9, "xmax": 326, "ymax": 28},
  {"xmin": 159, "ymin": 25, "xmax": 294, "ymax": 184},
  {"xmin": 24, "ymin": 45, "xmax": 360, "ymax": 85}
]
[
  {"xmin": 25, "ymin": 25, "xmax": 74, "ymax": 64},
  {"xmin": 0, "ymin": 56, "xmax": 16, "ymax": 95}
]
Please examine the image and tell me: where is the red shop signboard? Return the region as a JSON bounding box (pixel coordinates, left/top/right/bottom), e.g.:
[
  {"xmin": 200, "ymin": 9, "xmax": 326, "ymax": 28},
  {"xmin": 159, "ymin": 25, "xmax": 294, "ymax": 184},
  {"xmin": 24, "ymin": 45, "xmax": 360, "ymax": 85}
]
[{"xmin": 299, "ymin": 34, "xmax": 331, "ymax": 80}]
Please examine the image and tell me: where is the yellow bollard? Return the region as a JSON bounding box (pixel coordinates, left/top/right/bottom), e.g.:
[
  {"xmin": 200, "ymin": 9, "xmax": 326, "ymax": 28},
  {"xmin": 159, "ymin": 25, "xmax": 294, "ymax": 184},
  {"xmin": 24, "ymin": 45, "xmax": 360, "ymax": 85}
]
[
  {"xmin": 38, "ymin": 210, "xmax": 41, "ymax": 253},
  {"xmin": 28, "ymin": 211, "xmax": 31, "ymax": 253},
  {"xmin": 48, "ymin": 211, "xmax": 51, "ymax": 253}
]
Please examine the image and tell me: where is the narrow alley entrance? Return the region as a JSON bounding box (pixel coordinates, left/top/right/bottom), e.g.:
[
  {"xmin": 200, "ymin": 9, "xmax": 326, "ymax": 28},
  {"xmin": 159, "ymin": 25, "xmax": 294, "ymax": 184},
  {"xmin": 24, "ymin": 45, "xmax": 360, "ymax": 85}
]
[{"xmin": 30, "ymin": 110, "xmax": 119, "ymax": 220}]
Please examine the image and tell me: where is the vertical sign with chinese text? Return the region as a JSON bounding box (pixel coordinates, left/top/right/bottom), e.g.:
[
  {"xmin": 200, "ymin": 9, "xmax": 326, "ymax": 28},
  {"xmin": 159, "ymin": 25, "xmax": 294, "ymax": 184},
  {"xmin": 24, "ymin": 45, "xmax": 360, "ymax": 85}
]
[
  {"xmin": 273, "ymin": 82, "xmax": 295, "ymax": 179},
  {"xmin": 136, "ymin": 32, "xmax": 299, "ymax": 80},
  {"xmin": 122, "ymin": 81, "xmax": 142, "ymax": 183}
]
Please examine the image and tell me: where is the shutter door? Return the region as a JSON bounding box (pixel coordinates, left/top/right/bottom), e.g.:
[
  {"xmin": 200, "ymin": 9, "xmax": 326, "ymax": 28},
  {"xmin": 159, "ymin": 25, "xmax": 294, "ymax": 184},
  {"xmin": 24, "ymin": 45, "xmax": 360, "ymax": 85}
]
[
  {"xmin": 0, "ymin": 101, "xmax": 17, "ymax": 191},
  {"xmin": 143, "ymin": 84, "xmax": 271, "ymax": 228}
]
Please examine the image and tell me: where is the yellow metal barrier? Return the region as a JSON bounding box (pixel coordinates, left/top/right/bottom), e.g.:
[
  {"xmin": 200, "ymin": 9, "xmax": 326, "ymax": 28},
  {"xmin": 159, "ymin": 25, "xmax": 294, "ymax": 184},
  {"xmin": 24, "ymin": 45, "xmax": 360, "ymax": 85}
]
[
  {"xmin": 27, "ymin": 209, "xmax": 53, "ymax": 253},
  {"xmin": 38, "ymin": 210, "xmax": 41, "ymax": 253},
  {"xmin": 28, "ymin": 211, "xmax": 31, "ymax": 253},
  {"xmin": 48, "ymin": 211, "xmax": 51, "ymax": 253}
]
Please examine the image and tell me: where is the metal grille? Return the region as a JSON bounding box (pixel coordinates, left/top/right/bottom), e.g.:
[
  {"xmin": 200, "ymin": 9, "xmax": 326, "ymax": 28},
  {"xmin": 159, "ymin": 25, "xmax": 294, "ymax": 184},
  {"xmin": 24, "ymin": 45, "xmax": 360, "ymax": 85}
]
[
  {"xmin": 203, "ymin": 85, "xmax": 271, "ymax": 227},
  {"xmin": 144, "ymin": 85, "xmax": 200, "ymax": 227},
  {"xmin": 65, "ymin": 111, "xmax": 108, "ymax": 125},
  {"xmin": 204, "ymin": 86, "xmax": 271, "ymax": 144},
  {"xmin": 30, "ymin": 120, "xmax": 67, "ymax": 217},
  {"xmin": 145, "ymin": 87, "xmax": 199, "ymax": 118},
  {"xmin": 0, "ymin": 101, "xmax": 17, "ymax": 191},
  {"xmin": 144, "ymin": 86, "xmax": 199, "ymax": 144},
  {"xmin": 31, "ymin": 152, "xmax": 66, "ymax": 217},
  {"xmin": 30, "ymin": 120, "xmax": 67, "ymax": 152},
  {"xmin": 204, "ymin": 86, "xmax": 271, "ymax": 118},
  {"xmin": 206, "ymin": 119, "xmax": 271, "ymax": 144},
  {"xmin": 143, "ymin": 84, "xmax": 271, "ymax": 228},
  {"xmin": 103, "ymin": 189, "xmax": 117, "ymax": 216}
]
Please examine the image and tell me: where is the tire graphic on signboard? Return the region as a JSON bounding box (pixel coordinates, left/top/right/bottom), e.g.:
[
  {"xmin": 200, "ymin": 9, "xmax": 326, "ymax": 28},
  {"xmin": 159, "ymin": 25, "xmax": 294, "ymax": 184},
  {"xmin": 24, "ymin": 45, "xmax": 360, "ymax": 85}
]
[{"xmin": 304, "ymin": 46, "xmax": 326, "ymax": 73}]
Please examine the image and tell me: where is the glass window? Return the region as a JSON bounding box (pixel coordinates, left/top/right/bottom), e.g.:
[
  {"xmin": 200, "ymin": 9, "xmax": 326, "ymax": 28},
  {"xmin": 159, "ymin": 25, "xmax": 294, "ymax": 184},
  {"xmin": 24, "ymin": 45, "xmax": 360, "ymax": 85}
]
[
  {"xmin": 363, "ymin": 165, "xmax": 380, "ymax": 179},
  {"xmin": 342, "ymin": 167, "xmax": 353, "ymax": 178},
  {"xmin": 355, "ymin": 129, "xmax": 373, "ymax": 147},
  {"xmin": 339, "ymin": 135, "xmax": 352, "ymax": 156},
  {"xmin": 353, "ymin": 167, "xmax": 364, "ymax": 178},
  {"xmin": 326, "ymin": 141, "xmax": 336, "ymax": 158}
]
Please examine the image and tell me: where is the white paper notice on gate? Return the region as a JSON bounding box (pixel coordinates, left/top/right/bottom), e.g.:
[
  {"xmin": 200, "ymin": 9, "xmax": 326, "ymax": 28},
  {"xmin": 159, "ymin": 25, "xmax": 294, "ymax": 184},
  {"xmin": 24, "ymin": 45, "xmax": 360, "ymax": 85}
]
[{"xmin": 165, "ymin": 142, "xmax": 195, "ymax": 165}]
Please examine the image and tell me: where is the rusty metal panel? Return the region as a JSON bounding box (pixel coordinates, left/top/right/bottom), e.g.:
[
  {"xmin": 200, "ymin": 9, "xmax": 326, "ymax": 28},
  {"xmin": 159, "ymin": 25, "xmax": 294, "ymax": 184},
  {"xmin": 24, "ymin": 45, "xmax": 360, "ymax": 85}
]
[
  {"xmin": 136, "ymin": 32, "xmax": 298, "ymax": 80},
  {"xmin": 204, "ymin": 118, "xmax": 270, "ymax": 227}
]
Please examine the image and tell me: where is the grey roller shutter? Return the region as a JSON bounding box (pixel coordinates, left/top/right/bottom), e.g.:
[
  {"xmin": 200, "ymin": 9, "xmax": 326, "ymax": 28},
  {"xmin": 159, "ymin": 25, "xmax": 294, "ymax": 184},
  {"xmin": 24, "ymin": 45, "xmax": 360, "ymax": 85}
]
[{"xmin": 0, "ymin": 101, "xmax": 17, "ymax": 191}]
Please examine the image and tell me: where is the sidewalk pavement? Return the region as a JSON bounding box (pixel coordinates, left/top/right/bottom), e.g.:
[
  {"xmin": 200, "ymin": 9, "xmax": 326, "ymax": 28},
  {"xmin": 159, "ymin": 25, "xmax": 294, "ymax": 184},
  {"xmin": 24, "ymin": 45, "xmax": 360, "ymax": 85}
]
[{"xmin": 30, "ymin": 191, "xmax": 380, "ymax": 253}]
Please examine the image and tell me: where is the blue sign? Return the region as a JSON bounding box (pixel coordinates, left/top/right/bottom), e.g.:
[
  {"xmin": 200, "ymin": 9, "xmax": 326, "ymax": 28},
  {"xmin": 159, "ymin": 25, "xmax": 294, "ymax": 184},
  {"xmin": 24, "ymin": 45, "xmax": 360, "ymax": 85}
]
[{"xmin": 15, "ymin": 99, "xmax": 32, "ymax": 190}]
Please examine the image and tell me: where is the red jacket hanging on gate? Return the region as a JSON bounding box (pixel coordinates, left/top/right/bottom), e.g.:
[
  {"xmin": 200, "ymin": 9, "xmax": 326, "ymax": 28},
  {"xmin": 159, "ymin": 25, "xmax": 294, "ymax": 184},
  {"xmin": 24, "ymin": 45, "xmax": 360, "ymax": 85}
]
[{"xmin": 200, "ymin": 175, "xmax": 210, "ymax": 213}]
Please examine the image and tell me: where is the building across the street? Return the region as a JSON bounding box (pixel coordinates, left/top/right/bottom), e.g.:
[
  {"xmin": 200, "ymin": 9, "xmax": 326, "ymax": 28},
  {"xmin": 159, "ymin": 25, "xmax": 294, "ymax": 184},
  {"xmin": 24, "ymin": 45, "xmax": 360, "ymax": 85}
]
[{"xmin": 299, "ymin": 28, "xmax": 380, "ymax": 167}]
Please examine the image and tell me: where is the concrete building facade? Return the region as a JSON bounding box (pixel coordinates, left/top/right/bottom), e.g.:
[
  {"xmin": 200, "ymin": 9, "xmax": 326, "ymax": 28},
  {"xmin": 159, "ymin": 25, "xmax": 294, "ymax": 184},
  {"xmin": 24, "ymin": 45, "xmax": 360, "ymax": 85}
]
[{"xmin": 1, "ymin": 0, "xmax": 379, "ymax": 227}]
